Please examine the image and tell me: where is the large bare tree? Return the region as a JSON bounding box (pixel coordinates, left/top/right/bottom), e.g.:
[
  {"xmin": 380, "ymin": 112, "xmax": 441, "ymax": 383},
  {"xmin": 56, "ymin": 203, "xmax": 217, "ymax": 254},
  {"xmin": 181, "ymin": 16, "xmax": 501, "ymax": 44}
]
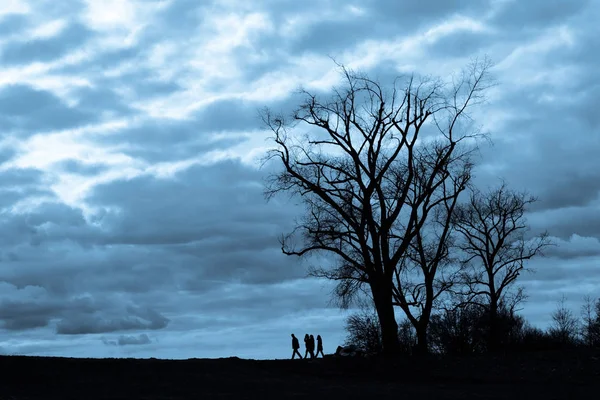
[
  {"xmin": 451, "ymin": 181, "xmax": 552, "ymax": 350},
  {"xmin": 263, "ymin": 59, "xmax": 492, "ymax": 356}
]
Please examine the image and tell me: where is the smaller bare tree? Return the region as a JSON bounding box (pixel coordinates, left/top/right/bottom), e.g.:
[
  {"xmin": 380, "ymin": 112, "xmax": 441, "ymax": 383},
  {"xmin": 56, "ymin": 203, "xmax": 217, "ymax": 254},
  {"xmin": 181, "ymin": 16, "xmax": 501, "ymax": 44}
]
[
  {"xmin": 580, "ymin": 295, "xmax": 600, "ymax": 348},
  {"xmin": 451, "ymin": 181, "xmax": 552, "ymax": 350},
  {"xmin": 549, "ymin": 294, "xmax": 579, "ymax": 346}
]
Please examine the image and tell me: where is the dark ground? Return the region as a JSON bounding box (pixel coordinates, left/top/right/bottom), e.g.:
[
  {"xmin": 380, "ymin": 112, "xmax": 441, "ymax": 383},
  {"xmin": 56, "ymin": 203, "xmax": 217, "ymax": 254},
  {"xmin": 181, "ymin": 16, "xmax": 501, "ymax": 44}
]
[{"xmin": 1, "ymin": 349, "xmax": 599, "ymax": 399}]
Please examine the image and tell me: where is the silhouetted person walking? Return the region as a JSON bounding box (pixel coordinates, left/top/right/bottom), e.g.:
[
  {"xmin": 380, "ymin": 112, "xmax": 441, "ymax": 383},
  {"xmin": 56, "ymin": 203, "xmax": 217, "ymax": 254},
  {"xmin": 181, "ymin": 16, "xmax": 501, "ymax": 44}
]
[
  {"xmin": 291, "ymin": 334, "xmax": 302, "ymax": 359},
  {"xmin": 309, "ymin": 334, "xmax": 316, "ymax": 359},
  {"xmin": 303, "ymin": 334, "xmax": 311, "ymax": 359},
  {"xmin": 316, "ymin": 335, "xmax": 324, "ymax": 358}
]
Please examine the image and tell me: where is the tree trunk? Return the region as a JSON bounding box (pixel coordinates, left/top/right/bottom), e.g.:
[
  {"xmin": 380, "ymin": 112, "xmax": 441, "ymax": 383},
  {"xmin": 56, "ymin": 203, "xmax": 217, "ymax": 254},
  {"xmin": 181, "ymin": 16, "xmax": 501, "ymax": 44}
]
[
  {"xmin": 414, "ymin": 323, "xmax": 429, "ymax": 355},
  {"xmin": 488, "ymin": 297, "xmax": 499, "ymax": 352},
  {"xmin": 372, "ymin": 285, "xmax": 400, "ymax": 356}
]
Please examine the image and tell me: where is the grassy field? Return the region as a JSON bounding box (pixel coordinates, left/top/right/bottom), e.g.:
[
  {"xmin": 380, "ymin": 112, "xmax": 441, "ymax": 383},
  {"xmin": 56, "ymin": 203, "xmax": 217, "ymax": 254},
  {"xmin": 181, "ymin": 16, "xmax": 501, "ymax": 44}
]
[{"xmin": 1, "ymin": 349, "xmax": 598, "ymax": 399}]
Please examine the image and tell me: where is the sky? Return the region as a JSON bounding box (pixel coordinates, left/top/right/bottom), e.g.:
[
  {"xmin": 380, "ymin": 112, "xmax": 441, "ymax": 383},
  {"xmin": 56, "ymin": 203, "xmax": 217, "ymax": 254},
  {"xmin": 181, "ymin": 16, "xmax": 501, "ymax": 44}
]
[{"xmin": 0, "ymin": 0, "xmax": 598, "ymax": 360}]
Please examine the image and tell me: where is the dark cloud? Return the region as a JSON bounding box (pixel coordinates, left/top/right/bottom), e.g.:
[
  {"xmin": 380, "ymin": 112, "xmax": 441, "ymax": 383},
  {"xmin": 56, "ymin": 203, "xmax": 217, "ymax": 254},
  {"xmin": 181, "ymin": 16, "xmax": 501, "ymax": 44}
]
[
  {"xmin": 490, "ymin": 0, "xmax": 590, "ymax": 30},
  {"xmin": 282, "ymin": 19, "xmax": 386, "ymax": 55},
  {"xmin": 80, "ymin": 160, "xmax": 305, "ymax": 286},
  {"xmin": 86, "ymin": 160, "xmax": 295, "ymax": 244},
  {"xmin": 56, "ymin": 305, "xmax": 169, "ymax": 335},
  {"xmin": 261, "ymin": 0, "xmax": 492, "ymax": 31},
  {"xmin": 103, "ymin": 333, "xmax": 152, "ymax": 346},
  {"xmin": 541, "ymin": 235, "xmax": 600, "ymax": 260},
  {"xmin": 0, "ymin": 286, "xmax": 96, "ymax": 332},
  {"xmin": 258, "ymin": 0, "xmax": 326, "ymax": 16},
  {"xmin": 0, "ymin": 147, "xmax": 16, "ymax": 165},
  {"xmin": 25, "ymin": 202, "xmax": 87, "ymax": 227},
  {"xmin": 0, "ymin": 167, "xmax": 45, "ymax": 188},
  {"xmin": 196, "ymin": 281, "xmax": 330, "ymax": 317},
  {"xmin": 427, "ymin": 30, "xmax": 495, "ymax": 57},
  {"xmin": 0, "ymin": 22, "xmax": 94, "ymax": 65},
  {"xmin": 520, "ymin": 257, "xmax": 600, "ymax": 293},
  {"xmin": 530, "ymin": 207, "xmax": 600, "ymax": 240},
  {"xmin": 564, "ymin": 19, "xmax": 600, "ymax": 66},
  {"xmin": 31, "ymin": 0, "xmax": 87, "ymax": 19},
  {"xmin": 0, "ymin": 299, "xmax": 53, "ymax": 330},
  {"xmin": 571, "ymin": 81, "xmax": 600, "ymax": 129},
  {"xmin": 0, "ymin": 201, "xmax": 99, "ymax": 251},
  {"xmin": 127, "ymin": 79, "xmax": 182, "ymax": 100},
  {"xmin": 91, "ymin": 118, "xmax": 249, "ymax": 163},
  {"xmin": 0, "ymin": 85, "xmax": 98, "ymax": 136},
  {"xmin": 0, "ymin": 160, "xmax": 307, "ymax": 334},
  {"xmin": 71, "ymin": 85, "xmax": 135, "ymax": 117},
  {"xmin": 157, "ymin": 0, "xmax": 209, "ymax": 36},
  {"xmin": 195, "ymin": 98, "xmax": 263, "ymax": 133},
  {"xmin": 366, "ymin": 0, "xmax": 491, "ymax": 22},
  {"xmin": 471, "ymin": 93, "xmax": 600, "ymax": 226},
  {"xmin": 58, "ymin": 46, "xmax": 141, "ymax": 77},
  {"xmin": 0, "ymin": 244, "xmax": 169, "ymax": 296},
  {"xmin": 55, "ymin": 160, "xmax": 109, "ymax": 176},
  {"xmin": 0, "ymin": 14, "xmax": 28, "ymax": 36},
  {"xmin": 534, "ymin": 170, "xmax": 600, "ymax": 212},
  {"xmin": 0, "ymin": 200, "xmax": 98, "ymax": 254},
  {"xmin": 254, "ymin": 0, "xmax": 495, "ymax": 58}
]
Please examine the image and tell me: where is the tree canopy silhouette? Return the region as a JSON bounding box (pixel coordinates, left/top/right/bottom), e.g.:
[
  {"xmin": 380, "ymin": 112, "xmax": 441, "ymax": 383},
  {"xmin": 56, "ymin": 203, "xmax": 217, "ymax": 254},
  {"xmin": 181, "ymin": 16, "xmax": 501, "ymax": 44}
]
[{"xmin": 263, "ymin": 58, "xmax": 493, "ymax": 356}]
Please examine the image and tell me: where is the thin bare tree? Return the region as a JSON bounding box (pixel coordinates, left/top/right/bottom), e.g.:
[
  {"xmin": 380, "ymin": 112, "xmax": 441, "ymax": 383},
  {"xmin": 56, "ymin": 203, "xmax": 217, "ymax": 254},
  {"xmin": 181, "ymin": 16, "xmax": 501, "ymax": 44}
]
[
  {"xmin": 262, "ymin": 58, "xmax": 493, "ymax": 356},
  {"xmin": 549, "ymin": 294, "xmax": 579, "ymax": 346},
  {"xmin": 581, "ymin": 295, "xmax": 600, "ymax": 347},
  {"xmin": 451, "ymin": 181, "xmax": 552, "ymax": 350}
]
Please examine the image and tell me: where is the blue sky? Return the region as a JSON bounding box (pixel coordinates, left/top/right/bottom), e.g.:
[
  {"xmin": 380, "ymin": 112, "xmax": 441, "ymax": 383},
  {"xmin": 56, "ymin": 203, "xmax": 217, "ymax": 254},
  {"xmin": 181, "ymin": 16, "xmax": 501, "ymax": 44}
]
[{"xmin": 0, "ymin": 0, "xmax": 599, "ymax": 359}]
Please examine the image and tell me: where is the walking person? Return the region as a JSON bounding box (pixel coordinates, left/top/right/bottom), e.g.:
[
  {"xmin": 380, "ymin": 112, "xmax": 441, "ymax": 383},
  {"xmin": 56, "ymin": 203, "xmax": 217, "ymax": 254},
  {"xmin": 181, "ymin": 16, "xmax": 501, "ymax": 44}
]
[
  {"xmin": 303, "ymin": 334, "xmax": 311, "ymax": 359},
  {"xmin": 309, "ymin": 334, "xmax": 316, "ymax": 359},
  {"xmin": 291, "ymin": 334, "xmax": 302, "ymax": 359},
  {"xmin": 315, "ymin": 335, "xmax": 325, "ymax": 358}
]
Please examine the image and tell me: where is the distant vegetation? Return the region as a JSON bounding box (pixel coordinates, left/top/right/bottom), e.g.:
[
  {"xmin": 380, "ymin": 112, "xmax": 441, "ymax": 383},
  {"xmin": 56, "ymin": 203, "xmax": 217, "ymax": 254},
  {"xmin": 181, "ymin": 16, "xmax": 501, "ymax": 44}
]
[{"xmin": 344, "ymin": 294, "xmax": 600, "ymax": 355}]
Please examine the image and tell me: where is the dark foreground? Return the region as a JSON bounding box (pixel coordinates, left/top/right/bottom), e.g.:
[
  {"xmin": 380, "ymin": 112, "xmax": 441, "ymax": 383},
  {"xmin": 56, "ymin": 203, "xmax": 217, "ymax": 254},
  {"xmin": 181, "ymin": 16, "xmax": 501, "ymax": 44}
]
[{"xmin": 1, "ymin": 349, "xmax": 599, "ymax": 399}]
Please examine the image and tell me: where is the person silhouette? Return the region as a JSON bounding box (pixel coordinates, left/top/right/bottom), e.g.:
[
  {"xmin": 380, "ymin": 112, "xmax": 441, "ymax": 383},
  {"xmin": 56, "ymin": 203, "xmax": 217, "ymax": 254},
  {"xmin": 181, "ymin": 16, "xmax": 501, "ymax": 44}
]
[
  {"xmin": 309, "ymin": 334, "xmax": 316, "ymax": 359},
  {"xmin": 303, "ymin": 334, "xmax": 310, "ymax": 359},
  {"xmin": 291, "ymin": 334, "xmax": 302, "ymax": 359},
  {"xmin": 315, "ymin": 335, "xmax": 324, "ymax": 358}
]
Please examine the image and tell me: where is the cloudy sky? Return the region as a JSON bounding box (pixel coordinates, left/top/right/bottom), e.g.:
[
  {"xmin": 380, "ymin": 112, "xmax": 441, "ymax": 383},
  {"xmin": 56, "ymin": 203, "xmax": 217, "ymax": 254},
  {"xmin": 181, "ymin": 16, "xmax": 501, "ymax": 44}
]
[{"xmin": 0, "ymin": 0, "xmax": 598, "ymax": 360}]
